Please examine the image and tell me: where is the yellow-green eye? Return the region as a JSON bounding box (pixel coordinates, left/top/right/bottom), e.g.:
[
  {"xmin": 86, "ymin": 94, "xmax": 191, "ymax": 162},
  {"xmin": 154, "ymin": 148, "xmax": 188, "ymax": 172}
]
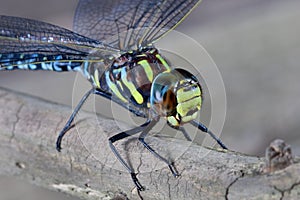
[{"xmin": 150, "ymin": 68, "xmax": 202, "ymax": 126}]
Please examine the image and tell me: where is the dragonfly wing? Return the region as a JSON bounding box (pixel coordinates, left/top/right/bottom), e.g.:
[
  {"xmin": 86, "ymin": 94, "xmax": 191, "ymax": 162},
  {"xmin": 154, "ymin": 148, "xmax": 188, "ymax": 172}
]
[
  {"xmin": 0, "ymin": 15, "xmax": 119, "ymax": 71},
  {"xmin": 74, "ymin": 0, "xmax": 202, "ymax": 51}
]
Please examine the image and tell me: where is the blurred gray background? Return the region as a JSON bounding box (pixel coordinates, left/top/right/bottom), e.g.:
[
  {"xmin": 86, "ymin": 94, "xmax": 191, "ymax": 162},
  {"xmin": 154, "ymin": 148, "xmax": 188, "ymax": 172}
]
[
  {"xmin": 0, "ymin": 0, "xmax": 300, "ymax": 199},
  {"xmin": 0, "ymin": 0, "xmax": 299, "ymax": 163}
]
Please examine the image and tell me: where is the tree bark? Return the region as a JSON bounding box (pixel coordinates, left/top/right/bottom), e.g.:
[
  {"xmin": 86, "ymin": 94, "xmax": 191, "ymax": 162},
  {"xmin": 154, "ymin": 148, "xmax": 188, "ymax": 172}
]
[{"xmin": 0, "ymin": 87, "xmax": 299, "ymax": 200}]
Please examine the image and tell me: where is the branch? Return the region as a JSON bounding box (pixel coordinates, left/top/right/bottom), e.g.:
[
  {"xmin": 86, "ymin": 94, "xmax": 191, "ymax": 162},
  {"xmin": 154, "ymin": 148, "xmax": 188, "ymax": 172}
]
[{"xmin": 0, "ymin": 87, "xmax": 299, "ymax": 200}]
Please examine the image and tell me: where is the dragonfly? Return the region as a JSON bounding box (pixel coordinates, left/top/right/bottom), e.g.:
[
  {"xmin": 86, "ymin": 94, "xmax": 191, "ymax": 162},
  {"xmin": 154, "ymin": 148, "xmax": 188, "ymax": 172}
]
[{"xmin": 0, "ymin": 0, "xmax": 227, "ymax": 191}]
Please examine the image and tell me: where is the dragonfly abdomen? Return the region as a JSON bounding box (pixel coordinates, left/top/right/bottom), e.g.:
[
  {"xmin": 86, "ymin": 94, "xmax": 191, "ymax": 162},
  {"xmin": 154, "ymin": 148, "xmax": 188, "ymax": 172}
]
[
  {"xmin": 98, "ymin": 47, "xmax": 171, "ymax": 107},
  {"xmin": 0, "ymin": 53, "xmax": 83, "ymax": 72}
]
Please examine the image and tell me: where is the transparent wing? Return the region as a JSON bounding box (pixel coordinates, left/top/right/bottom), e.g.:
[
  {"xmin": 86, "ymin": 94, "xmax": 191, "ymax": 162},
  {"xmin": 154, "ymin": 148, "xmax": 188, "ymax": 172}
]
[
  {"xmin": 73, "ymin": 0, "xmax": 201, "ymax": 51},
  {"xmin": 0, "ymin": 15, "xmax": 119, "ymax": 70}
]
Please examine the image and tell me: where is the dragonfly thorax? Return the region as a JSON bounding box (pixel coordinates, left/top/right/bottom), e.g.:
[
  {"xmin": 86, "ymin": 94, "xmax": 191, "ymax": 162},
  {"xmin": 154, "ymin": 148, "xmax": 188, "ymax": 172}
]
[{"xmin": 99, "ymin": 47, "xmax": 171, "ymax": 109}]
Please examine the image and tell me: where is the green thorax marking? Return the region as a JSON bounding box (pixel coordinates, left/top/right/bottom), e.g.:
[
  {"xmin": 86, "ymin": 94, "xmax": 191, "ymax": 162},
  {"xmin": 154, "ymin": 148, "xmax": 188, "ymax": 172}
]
[{"xmin": 97, "ymin": 47, "xmax": 171, "ymax": 107}]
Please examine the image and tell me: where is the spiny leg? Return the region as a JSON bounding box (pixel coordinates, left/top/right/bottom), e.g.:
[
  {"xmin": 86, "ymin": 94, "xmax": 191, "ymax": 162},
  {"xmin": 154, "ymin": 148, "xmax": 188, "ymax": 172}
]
[
  {"xmin": 190, "ymin": 120, "xmax": 228, "ymax": 150},
  {"xmin": 56, "ymin": 88, "xmax": 111, "ymax": 151},
  {"xmin": 109, "ymin": 120, "xmax": 152, "ymax": 191},
  {"xmin": 138, "ymin": 118, "xmax": 179, "ymax": 177}
]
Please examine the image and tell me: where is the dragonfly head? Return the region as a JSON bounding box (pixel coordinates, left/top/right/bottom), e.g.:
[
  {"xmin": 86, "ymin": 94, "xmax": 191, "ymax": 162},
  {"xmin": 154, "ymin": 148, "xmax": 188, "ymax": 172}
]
[{"xmin": 150, "ymin": 68, "xmax": 202, "ymax": 127}]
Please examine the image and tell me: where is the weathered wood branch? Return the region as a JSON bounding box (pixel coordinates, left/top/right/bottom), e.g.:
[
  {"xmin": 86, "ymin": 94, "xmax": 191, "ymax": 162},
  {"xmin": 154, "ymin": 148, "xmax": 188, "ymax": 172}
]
[{"xmin": 0, "ymin": 87, "xmax": 299, "ymax": 200}]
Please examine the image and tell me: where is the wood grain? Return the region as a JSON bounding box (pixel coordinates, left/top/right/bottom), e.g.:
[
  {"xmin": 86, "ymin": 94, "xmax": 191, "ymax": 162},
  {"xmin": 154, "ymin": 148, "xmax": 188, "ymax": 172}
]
[{"xmin": 0, "ymin": 87, "xmax": 299, "ymax": 200}]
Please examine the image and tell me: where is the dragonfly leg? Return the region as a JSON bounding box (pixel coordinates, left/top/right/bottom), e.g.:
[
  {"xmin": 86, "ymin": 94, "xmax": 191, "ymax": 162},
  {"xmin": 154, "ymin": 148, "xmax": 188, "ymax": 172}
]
[
  {"xmin": 190, "ymin": 120, "xmax": 228, "ymax": 150},
  {"xmin": 177, "ymin": 126, "xmax": 192, "ymax": 141},
  {"xmin": 56, "ymin": 88, "xmax": 95, "ymax": 151},
  {"xmin": 108, "ymin": 120, "xmax": 151, "ymax": 191},
  {"xmin": 56, "ymin": 88, "xmax": 112, "ymax": 152},
  {"xmin": 138, "ymin": 119, "xmax": 179, "ymax": 177}
]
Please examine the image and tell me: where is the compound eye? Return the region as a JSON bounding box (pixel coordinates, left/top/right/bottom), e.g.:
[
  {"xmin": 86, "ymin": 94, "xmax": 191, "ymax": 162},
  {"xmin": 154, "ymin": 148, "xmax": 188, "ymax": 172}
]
[
  {"xmin": 162, "ymin": 89, "xmax": 177, "ymax": 115},
  {"xmin": 150, "ymin": 72, "xmax": 177, "ymax": 116}
]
